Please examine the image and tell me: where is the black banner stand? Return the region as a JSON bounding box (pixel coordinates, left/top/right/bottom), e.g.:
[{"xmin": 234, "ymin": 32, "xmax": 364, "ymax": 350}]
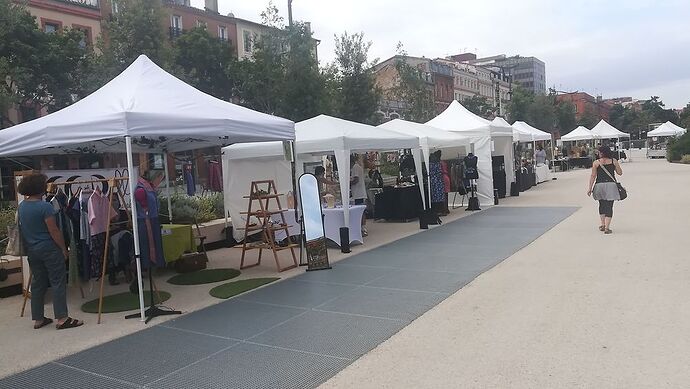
[
  {"xmin": 125, "ymin": 265, "xmax": 181, "ymax": 324},
  {"xmin": 466, "ymin": 180, "xmax": 481, "ymax": 211},
  {"xmin": 339, "ymin": 227, "xmax": 351, "ymax": 253}
]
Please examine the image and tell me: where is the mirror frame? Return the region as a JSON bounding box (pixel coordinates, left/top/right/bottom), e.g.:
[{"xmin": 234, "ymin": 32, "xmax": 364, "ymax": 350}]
[{"xmin": 298, "ymin": 173, "xmax": 331, "ymax": 271}]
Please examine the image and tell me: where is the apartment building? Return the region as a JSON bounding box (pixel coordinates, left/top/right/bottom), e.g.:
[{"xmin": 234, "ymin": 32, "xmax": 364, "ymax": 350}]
[
  {"xmin": 555, "ymin": 92, "xmax": 611, "ymax": 122},
  {"xmin": 457, "ymin": 53, "xmax": 546, "ymax": 95}
]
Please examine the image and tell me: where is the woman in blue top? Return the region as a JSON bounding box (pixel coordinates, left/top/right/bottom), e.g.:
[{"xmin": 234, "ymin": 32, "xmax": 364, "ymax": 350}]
[{"xmin": 17, "ymin": 174, "xmax": 83, "ymax": 330}]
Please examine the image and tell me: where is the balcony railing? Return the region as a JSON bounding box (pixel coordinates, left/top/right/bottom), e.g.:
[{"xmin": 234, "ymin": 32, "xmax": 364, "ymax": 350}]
[
  {"xmin": 169, "ymin": 27, "xmax": 184, "ymax": 39},
  {"xmin": 56, "ymin": 0, "xmax": 99, "ymax": 9}
]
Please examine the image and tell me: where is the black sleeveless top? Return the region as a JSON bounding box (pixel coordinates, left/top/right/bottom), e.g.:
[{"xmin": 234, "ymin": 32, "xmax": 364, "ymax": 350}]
[{"xmin": 596, "ymin": 161, "xmax": 616, "ymax": 183}]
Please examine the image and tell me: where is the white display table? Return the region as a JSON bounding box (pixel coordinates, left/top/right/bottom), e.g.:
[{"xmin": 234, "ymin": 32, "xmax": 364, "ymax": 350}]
[
  {"xmin": 535, "ymin": 164, "xmax": 551, "ymax": 183},
  {"xmin": 272, "ymin": 205, "xmax": 366, "ymax": 246}
]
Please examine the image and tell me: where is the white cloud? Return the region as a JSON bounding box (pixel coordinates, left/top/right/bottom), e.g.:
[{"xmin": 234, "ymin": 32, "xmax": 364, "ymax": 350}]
[{"xmin": 192, "ymin": 0, "xmax": 690, "ymax": 108}]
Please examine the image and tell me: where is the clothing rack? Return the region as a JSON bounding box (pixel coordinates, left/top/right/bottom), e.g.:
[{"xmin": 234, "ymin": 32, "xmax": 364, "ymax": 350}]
[{"xmin": 21, "ymin": 177, "xmax": 133, "ymax": 324}]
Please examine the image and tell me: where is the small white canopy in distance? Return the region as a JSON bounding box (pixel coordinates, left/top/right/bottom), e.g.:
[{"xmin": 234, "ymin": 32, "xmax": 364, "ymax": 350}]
[
  {"xmin": 561, "ymin": 126, "xmax": 594, "ymax": 141},
  {"xmin": 512, "ymin": 121, "xmax": 552, "ymax": 141},
  {"xmin": 647, "ymin": 121, "xmax": 687, "ymax": 137},
  {"xmin": 590, "ymin": 120, "xmax": 630, "ymax": 139}
]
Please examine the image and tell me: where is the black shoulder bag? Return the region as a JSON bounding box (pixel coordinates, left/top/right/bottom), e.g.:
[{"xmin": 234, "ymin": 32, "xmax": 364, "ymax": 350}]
[{"xmin": 599, "ymin": 164, "xmax": 627, "ymax": 200}]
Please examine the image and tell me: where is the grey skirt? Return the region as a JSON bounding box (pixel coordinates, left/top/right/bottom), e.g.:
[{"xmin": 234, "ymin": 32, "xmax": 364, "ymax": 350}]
[{"xmin": 593, "ymin": 182, "xmax": 620, "ymax": 201}]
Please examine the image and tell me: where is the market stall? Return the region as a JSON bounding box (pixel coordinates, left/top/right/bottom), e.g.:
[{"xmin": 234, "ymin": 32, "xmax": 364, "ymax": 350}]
[
  {"xmin": 646, "ymin": 121, "xmax": 687, "ymax": 158},
  {"xmin": 0, "ymin": 55, "xmax": 295, "ymax": 322},
  {"xmin": 558, "ymin": 126, "xmax": 595, "ymax": 170},
  {"xmin": 512, "ymin": 121, "xmax": 553, "ymax": 183},
  {"xmin": 223, "ymin": 115, "xmax": 420, "ymax": 250},
  {"xmin": 378, "ymin": 119, "xmax": 471, "ymax": 214},
  {"xmin": 590, "ymin": 120, "xmax": 631, "ymax": 160},
  {"xmin": 427, "ymin": 101, "xmax": 511, "ymax": 205}
]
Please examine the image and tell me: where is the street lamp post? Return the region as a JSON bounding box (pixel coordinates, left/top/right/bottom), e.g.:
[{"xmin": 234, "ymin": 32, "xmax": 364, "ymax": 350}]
[{"xmin": 288, "ymin": 0, "xmax": 293, "ymax": 27}]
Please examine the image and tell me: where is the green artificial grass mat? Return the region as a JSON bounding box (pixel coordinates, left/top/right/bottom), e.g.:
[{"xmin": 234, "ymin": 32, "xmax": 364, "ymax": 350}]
[
  {"xmin": 167, "ymin": 268, "xmax": 241, "ymax": 285},
  {"xmin": 81, "ymin": 291, "xmax": 171, "ymax": 313},
  {"xmin": 209, "ymin": 278, "xmax": 280, "ymax": 299}
]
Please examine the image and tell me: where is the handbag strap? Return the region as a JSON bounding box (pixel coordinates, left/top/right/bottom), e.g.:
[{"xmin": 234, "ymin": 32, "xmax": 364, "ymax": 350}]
[{"xmin": 598, "ymin": 160, "xmax": 618, "ymax": 183}]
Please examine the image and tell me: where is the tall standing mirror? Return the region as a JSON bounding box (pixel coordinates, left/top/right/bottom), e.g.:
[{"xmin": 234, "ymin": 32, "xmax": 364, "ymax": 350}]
[{"xmin": 298, "ymin": 173, "xmax": 331, "ymax": 271}]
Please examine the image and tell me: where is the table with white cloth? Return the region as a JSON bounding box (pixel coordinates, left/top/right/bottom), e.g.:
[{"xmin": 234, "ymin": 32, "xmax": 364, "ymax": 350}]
[
  {"xmin": 535, "ymin": 163, "xmax": 551, "ymax": 183},
  {"xmin": 271, "ymin": 206, "xmax": 366, "ymax": 246},
  {"xmin": 323, "ymin": 205, "xmax": 366, "ymax": 246}
]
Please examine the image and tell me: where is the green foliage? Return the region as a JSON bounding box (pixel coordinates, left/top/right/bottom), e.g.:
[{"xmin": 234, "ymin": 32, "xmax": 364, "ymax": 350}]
[
  {"xmin": 172, "ymin": 27, "xmax": 236, "ymax": 101},
  {"xmin": 642, "ymin": 96, "xmax": 679, "ymax": 124},
  {"xmin": 528, "ymin": 94, "xmax": 556, "ymax": 132},
  {"xmin": 667, "ymin": 131, "xmax": 690, "ymax": 162},
  {"xmin": 0, "ymin": 204, "xmax": 17, "ymax": 254},
  {"xmin": 506, "ymin": 84, "xmax": 533, "ymax": 123},
  {"xmin": 97, "ymin": 0, "xmax": 170, "ymax": 79},
  {"xmin": 159, "ymin": 193, "xmax": 224, "ymax": 224},
  {"xmin": 578, "ymin": 104, "xmax": 599, "ymax": 128},
  {"xmin": 555, "ymin": 101, "xmax": 577, "ymax": 132},
  {"xmin": 462, "ymin": 95, "xmax": 493, "ymax": 119},
  {"xmin": 389, "ymin": 43, "xmax": 435, "ymax": 123},
  {"xmin": 680, "ymin": 155, "xmax": 690, "ymax": 164},
  {"xmin": 331, "ymin": 32, "xmax": 381, "ymax": 124},
  {"xmin": 0, "ymin": 1, "xmax": 91, "ymax": 124},
  {"xmin": 680, "ymin": 103, "xmax": 690, "ymax": 129}
]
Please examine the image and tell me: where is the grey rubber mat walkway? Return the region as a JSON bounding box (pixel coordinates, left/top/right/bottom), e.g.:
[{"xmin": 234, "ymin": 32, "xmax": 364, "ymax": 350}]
[{"xmin": 0, "ymin": 206, "xmax": 576, "ymax": 389}]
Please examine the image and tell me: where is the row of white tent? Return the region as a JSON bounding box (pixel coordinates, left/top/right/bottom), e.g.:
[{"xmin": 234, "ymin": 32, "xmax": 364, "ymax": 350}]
[{"xmin": 560, "ymin": 120, "xmax": 630, "ymax": 142}]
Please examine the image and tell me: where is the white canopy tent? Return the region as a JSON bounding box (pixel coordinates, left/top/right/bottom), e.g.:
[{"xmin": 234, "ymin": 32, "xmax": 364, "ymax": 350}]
[
  {"xmin": 0, "ymin": 55, "xmax": 295, "ymax": 321},
  {"xmin": 561, "ymin": 126, "xmax": 594, "ymax": 141},
  {"xmin": 223, "ymin": 115, "xmax": 420, "ymax": 245},
  {"xmin": 427, "ymin": 101, "xmax": 513, "ymax": 205},
  {"xmin": 512, "ymin": 121, "xmax": 552, "ymax": 141},
  {"xmin": 377, "ymin": 119, "xmax": 471, "ymax": 209},
  {"xmin": 590, "ymin": 120, "xmax": 630, "ymax": 139},
  {"xmin": 648, "ymin": 121, "xmax": 687, "ymax": 137}
]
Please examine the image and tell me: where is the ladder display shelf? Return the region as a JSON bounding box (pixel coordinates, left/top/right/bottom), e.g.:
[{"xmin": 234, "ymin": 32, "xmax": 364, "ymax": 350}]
[{"xmin": 236, "ymin": 180, "xmax": 298, "ymax": 272}]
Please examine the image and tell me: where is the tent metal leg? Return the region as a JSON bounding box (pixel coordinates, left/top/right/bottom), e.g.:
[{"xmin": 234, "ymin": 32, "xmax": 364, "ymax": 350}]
[
  {"xmin": 163, "ymin": 151, "xmax": 173, "ymax": 223},
  {"xmin": 126, "ymin": 136, "xmax": 146, "ymax": 322}
]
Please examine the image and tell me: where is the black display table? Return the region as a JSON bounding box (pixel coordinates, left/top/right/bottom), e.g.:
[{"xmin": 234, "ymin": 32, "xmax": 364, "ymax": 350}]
[
  {"xmin": 517, "ymin": 166, "xmax": 536, "ymax": 192},
  {"xmin": 374, "ymin": 185, "xmax": 423, "ymax": 222}
]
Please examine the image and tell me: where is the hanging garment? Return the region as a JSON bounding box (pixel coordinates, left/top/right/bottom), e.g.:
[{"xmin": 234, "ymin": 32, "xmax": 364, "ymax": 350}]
[
  {"xmin": 429, "ymin": 161, "xmax": 445, "ymax": 203},
  {"xmin": 90, "ymin": 232, "xmax": 106, "ymax": 279},
  {"xmin": 441, "ymin": 161, "xmax": 451, "ymax": 194},
  {"xmin": 88, "ymin": 189, "xmax": 117, "ymax": 236},
  {"xmin": 110, "ymin": 230, "xmax": 134, "ymax": 268},
  {"xmin": 208, "ymin": 161, "xmax": 223, "ymax": 192},
  {"xmin": 67, "ymin": 218, "xmax": 80, "ymax": 286},
  {"xmin": 184, "ymin": 165, "xmax": 196, "ymax": 196},
  {"xmin": 135, "ymin": 179, "xmax": 165, "ymax": 268},
  {"xmin": 79, "ymin": 189, "xmax": 92, "ymax": 246}
]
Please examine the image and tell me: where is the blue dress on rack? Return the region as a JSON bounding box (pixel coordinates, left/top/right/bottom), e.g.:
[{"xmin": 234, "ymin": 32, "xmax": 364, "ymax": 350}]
[{"xmin": 135, "ymin": 182, "xmax": 165, "ymax": 268}]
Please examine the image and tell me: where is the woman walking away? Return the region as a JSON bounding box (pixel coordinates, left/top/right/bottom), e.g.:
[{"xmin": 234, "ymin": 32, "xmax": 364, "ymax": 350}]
[
  {"xmin": 17, "ymin": 174, "xmax": 83, "ymax": 330},
  {"xmin": 587, "ymin": 146, "xmax": 623, "ymax": 234}
]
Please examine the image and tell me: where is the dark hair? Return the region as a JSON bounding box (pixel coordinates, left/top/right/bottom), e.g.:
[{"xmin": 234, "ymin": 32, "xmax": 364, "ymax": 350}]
[
  {"xmin": 314, "ymin": 166, "xmax": 325, "ymax": 176},
  {"xmin": 17, "ymin": 174, "xmax": 48, "ymax": 196},
  {"xmin": 598, "ymin": 146, "xmax": 613, "ymax": 159}
]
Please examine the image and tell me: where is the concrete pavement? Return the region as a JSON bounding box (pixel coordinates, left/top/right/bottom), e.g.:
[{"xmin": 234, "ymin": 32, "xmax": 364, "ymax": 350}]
[{"xmin": 321, "ymin": 153, "xmax": 690, "ymax": 388}]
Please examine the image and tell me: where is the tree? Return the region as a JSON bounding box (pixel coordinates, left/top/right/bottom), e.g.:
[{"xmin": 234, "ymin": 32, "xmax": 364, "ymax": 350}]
[
  {"xmin": 680, "ymin": 103, "xmax": 690, "ymax": 129},
  {"xmin": 578, "ymin": 104, "xmax": 599, "ymax": 128},
  {"xmin": 641, "ymin": 96, "xmax": 678, "ymax": 124},
  {"xmin": 463, "ymin": 95, "xmax": 493, "ymax": 119},
  {"xmin": 506, "ymin": 84, "xmax": 533, "ymax": 123},
  {"xmin": 95, "ymin": 0, "xmax": 170, "ymax": 88},
  {"xmin": 555, "ymin": 100, "xmax": 577, "ymax": 133},
  {"xmin": 0, "ymin": 1, "xmax": 91, "ymax": 126},
  {"xmin": 527, "ymin": 94, "xmax": 556, "ymax": 132},
  {"xmin": 280, "ymin": 22, "xmax": 326, "ymax": 121},
  {"xmin": 608, "ymin": 103, "xmax": 626, "ymax": 130},
  {"xmin": 331, "ymin": 32, "xmax": 380, "ymax": 124},
  {"xmin": 172, "ymin": 27, "xmax": 235, "ymax": 101},
  {"xmin": 389, "ymin": 43, "xmax": 435, "ymax": 123}
]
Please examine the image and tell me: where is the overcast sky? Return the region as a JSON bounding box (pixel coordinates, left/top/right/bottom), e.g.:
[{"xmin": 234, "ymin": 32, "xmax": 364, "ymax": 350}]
[{"xmin": 192, "ymin": 0, "xmax": 690, "ymax": 109}]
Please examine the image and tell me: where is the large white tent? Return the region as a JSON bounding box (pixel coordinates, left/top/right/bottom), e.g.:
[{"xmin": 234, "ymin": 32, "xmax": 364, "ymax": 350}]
[
  {"xmin": 561, "ymin": 126, "xmax": 594, "ymax": 141},
  {"xmin": 0, "ymin": 55, "xmax": 295, "ymax": 321},
  {"xmin": 378, "ymin": 119, "xmax": 471, "ymax": 208},
  {"xmin": 648, "ymin": 121, "xmax": 687, "ymax": 137},
  {"xmin": 427, "ymin": 101, "xmax": 514, "ymax": 205},
  {"xmin": 590, "ymin": 120, "xmax": 630, "ymax": 139},
  {"xmin": 223, "ymin": 115, "xmax": 420, "ymax": 243}
]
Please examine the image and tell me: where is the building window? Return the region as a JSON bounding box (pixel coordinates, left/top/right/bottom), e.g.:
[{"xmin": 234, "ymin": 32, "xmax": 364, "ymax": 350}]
[
  {"xmin": 112, "ymin": 0, "xmax": 119, "ymax": 14},
  {"xmin": 42, "ymin": 19, "xmax": 61, "ymax": 33},
  {"xmin": 171, "ymin": 15, "xmax": 182, "ymax": 29},
  {"xmin": 72, "ymin": 25, "xmax": 92, "ymax": 48},
  {"xmin": 218, "ymin": 25, "xmax": 227, "ymax": 41},
  {"xmin": 196, "ymin": 20, "xmax": 207, "ymax": 29},
  {"xmin": 243, "ymin": 30, "xmax": 253, "ymax": 53}
]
